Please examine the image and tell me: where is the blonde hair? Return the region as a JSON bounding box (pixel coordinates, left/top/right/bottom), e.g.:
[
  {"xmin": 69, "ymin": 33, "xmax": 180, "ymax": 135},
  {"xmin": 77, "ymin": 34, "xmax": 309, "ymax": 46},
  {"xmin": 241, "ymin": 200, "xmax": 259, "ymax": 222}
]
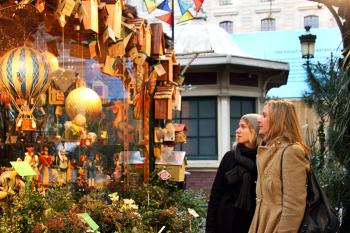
[
  {"xmin": 264, "ymin": 99, "xmax": 309, "ymax": 153},
  {"xmin": 241, "ymin": 117, "xmax": 260, "ymax": 147}
]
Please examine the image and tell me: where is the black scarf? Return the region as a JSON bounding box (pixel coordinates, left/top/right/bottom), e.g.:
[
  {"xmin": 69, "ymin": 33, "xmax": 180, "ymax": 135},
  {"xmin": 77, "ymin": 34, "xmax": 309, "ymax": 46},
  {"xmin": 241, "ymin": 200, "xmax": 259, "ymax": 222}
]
[{"xmin": 224, "ymin": 144, "xmax": 257, "ymax": 210}]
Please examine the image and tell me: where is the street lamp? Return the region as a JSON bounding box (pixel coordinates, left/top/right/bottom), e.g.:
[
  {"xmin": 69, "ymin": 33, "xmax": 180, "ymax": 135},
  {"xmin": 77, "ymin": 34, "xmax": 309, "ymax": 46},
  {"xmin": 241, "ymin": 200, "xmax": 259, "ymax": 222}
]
[{"xmin": 299, "ymin": 26, "xmax": 317, "ymax": 67}]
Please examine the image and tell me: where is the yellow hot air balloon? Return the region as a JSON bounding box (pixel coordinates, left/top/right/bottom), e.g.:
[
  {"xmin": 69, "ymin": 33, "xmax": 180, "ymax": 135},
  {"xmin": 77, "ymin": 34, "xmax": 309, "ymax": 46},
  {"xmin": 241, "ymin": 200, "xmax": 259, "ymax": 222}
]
[
  {"xmin": 65, "ymin": 87, "xmax": 102, "ymax": 123},
  {"xmin": 42, "ymin": 51, "xmax": 59, "ymax": 73}
]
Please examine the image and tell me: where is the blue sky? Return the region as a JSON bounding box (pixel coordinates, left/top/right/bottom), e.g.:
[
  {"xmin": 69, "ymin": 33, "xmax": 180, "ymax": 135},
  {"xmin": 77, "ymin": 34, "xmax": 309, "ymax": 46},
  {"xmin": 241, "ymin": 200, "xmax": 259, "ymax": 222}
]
[{"xmin": 231, "ymin": 27, "xmax": 343, "ymax": 98}]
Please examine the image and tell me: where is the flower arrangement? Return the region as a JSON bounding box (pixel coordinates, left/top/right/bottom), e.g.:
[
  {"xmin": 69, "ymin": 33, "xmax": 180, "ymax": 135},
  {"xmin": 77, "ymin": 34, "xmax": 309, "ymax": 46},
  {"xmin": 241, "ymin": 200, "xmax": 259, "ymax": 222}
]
[{"xmin": 0, "ymin": 174, "xmax": 207, "ymax": 233}]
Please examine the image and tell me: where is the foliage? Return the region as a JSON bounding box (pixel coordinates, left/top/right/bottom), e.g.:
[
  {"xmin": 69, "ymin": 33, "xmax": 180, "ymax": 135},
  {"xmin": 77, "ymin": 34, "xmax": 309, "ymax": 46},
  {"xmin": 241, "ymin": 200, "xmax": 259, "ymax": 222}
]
[
  {"xmin": 303, "ymin": 56, "xmax": 350, "ymax": 229},
  {"xmin": 308, "ymin": 133, "xmax": 349, "ymax": 212},
  {"xmin": 0, "ymin": 172, "xmax": 207, "ymax": 232},
  {"xmin": 42, "ymin": 211, "xmax": 86, "ymax": 233},
  {"xmin": 45, "ymin": 186, "xmax": 74, "ymax": 212},
  {"xmin": 125, "ymin": 172, "xmax": 207, "ymax": 232},
  {"xmin": 0, "ymin": 190, "xmax": 46, "ymax": 233}
]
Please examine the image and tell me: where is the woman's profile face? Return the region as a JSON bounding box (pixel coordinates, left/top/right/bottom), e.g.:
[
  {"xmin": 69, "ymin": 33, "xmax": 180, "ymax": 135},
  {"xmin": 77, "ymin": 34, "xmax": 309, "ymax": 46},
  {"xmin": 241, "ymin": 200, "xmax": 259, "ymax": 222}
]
[
  {"xmin": 258, "ymin": 105, "xmax": 270, "ymax": 137},
  {"xmin": 235, "ymin": 119, "xmax": 254, "ymax": 148}
]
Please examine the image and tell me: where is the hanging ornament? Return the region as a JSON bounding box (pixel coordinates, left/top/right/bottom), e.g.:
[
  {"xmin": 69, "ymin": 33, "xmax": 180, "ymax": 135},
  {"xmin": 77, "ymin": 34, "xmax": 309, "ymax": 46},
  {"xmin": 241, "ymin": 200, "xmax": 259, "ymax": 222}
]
[
  {"xmin": 42, "ymin": 51, "xmax": 59, "ymax": 73},
  {"xmin": 65, "ymin": 87, "xmax": 102, "ymax": 123},
  {"xmin": 0, "ymin": 46, "xmax": 51, "ymax": 131}
]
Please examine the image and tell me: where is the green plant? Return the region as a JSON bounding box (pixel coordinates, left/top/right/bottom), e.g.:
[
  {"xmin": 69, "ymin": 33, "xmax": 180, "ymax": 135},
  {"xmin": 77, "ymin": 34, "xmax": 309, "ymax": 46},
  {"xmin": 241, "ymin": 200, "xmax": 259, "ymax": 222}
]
[
  {"xmin": 303, "ymin": 56, "xmax": 350, "ymax": 230},
  {"xmin": 46, "ymin": 186, "xmax": 74, "ymax": 212},
  {"xmin": 0, "ymin": 190, "xmax": 46, "ymax": 233},
  {"xmin": 0, "ymin": 173, "xmax": 207, "ymax": 233},
  {"xmin": 123, "ymin": 172, "xmax": 207, "ymax": 232}
]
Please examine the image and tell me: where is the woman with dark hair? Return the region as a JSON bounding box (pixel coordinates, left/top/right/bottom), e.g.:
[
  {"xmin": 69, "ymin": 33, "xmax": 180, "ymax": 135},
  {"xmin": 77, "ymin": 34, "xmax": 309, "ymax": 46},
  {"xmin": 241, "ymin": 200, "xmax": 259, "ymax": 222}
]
[{"xmin": 206, "ymin": 114, "xmax": 260, "ymax": 233}]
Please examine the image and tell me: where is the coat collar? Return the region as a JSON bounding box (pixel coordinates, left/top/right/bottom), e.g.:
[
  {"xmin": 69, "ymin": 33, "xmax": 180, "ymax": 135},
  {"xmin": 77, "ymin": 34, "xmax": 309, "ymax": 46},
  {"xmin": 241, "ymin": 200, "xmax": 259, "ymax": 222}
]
[{"xmin": 261, "ymin": 136, "xmax": 290, "ymax": 148}]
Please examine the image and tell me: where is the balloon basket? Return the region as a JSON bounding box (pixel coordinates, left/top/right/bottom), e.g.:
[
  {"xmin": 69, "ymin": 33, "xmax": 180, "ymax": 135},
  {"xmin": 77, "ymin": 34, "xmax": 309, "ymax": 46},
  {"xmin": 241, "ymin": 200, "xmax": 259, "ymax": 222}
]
[{"xmin": 16, "ymin": 116, "xmax": 36, "ymax": 131}]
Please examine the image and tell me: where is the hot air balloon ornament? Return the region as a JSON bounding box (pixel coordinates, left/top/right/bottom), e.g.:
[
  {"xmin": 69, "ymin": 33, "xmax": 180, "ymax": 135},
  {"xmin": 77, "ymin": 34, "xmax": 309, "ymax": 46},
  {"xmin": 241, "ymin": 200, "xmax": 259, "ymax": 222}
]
[
  {"xmin": 65, "ymin": 86, "xmax": 102, "ymax": 124},
  {"xmin": 0, "ymin": 46, "xmax": 52, "ymax": 131}
]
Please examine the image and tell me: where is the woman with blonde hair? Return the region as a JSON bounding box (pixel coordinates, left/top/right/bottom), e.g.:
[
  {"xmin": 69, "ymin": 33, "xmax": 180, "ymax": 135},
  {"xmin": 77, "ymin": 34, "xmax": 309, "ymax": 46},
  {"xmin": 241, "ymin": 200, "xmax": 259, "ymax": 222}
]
[
  {"xmin": 249, "ymin": 99, "xmax": 310, "ymax": 233},
  {"xmin": 206, "ymin": 114, "xmax": 260, "ymax": 233}
]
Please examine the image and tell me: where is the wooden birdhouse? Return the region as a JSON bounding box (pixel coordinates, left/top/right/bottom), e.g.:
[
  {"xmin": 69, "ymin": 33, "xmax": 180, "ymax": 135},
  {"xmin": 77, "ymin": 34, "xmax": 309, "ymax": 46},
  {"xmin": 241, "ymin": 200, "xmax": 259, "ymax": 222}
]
[
  {"xmin": 106, "ymin": 0, "xmax": 122, "ymax": 39},
  {"xmin": 150, "ymin": 23, "xmax": 165, "ymax": 57},
  {"xmin": 142, "ymin": 24, "xmax": 152, "ymax": 56},
  {"xmin": 127, "ymin": 18, "xmax": 146, "ymax": 49},
  {"xmin": 107, "ymin": 39, "xmax": 125, "ymax": 57},
  {"xmin": 157, "ymin": 57, "xmax": 173, "ymax": 82},
  {"xmin": 173, "ymin": 123, "xmax": 187, "ymax": 144},
  {"xmin": 48, "ymin": 87, "xmax": 65, "ymax": 105},
  {"xmin": 155, "ymin": 151, "xmax": 187, "ymax": 182},
  {"xmin": 81, "ymin": 0, "xmax": 99, "ymax": 33},
  {"xmin": 154, "ymin": 86, "xmax": 174, "ymax": 120},
  {"xmin": 70, "ymin": 41, "xmax": 98, "ymax": 59}
]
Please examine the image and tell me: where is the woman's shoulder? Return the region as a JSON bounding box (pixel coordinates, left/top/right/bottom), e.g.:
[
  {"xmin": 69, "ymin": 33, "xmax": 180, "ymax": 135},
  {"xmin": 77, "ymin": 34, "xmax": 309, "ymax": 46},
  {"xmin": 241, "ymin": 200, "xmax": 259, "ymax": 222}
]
[
  {"xmin": 283, "ymin": 143, "xmax": 309, "ymax": 162},
  {"xmin": 283, "ymin": 143, "xmax": 306, "ymax": 154},
  {"xmin": 223, "ymin": 150, "xmax": 236, "ymax": 160}
]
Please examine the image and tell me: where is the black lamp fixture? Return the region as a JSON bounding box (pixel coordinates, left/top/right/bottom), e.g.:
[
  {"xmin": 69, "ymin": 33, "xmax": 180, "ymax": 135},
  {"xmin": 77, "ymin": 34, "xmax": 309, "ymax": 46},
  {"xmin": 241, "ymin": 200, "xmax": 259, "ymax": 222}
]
[{"xmin": 299, "ymin": 26, "xmax": 317, "ymax": 66}]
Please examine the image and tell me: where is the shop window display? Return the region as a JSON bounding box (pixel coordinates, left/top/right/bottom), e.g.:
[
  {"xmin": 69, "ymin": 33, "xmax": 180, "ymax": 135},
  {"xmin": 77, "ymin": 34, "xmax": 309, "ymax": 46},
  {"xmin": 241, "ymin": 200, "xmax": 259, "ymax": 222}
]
[{"xmin": 0, "ymin": 0, "xmax": 207, "ymax": 232}]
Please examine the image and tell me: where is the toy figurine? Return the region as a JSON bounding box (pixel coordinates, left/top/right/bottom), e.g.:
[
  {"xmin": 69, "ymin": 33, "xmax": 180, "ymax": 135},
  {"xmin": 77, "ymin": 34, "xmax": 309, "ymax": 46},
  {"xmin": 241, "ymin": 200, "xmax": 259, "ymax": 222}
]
[
  {"xmin": 24, "ymin": 146, "xmax": 39, "ymax": 177},
  {"xmin": 38, "ymin": 147, "xmax": 54, "ymax": 186},
  {"xmin": 57, "ymin": 147, "xmax": 68, "ymax": 185},
  {"xmin": 113, "ymin": 152, "xmax": 122, "ymax": 180},
  {"xmin": 86, "ymin": 157, "xmax": 95, "ymax": 187}
]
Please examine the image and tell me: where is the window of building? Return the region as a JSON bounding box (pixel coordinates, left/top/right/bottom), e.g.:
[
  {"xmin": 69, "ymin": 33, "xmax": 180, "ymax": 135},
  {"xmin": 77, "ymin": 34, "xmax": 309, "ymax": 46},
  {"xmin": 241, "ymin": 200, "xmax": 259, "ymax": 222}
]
[
  {"xmin": 261, "ymin": 18, "xmax": 276, "ymax": 31},
  {"xmin": 219, "ymin": 21, "xmax": 234, "ymax": 33},
  {"xmin": 174, "ymin": 97, "xmax": 218, "ymax": 160},
  {"xmin": 304, "ymin": 15, "xmax": 319, "ymax": 28},
  {"xmin": 184, "ymin": 72, "xmax": 217, "ymax": 85},
  {"xmin": 230, "ymin": 72, "xmax": 258, "ymax": 86},
  {"xmin": 219, "ymin": 0, "xmax": 232, "ymax": 6},
  {"xmin": 230, "ymin": 97, "xmax": 256, "ymax": 144}
]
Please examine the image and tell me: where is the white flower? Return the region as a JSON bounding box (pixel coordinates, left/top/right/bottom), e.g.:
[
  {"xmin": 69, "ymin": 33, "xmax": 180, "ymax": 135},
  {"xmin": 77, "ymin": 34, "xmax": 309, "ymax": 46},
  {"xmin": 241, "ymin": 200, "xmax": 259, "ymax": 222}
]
[
  {"xmin": 188, "ymin": 208, "xmax": 199, "ymax": 218},
  {"xmin": 108, "ymin": 192, "xmax": 119, "ymax": 202},
  {"xmin": 120, "ymin": 198, "xmax": 139, "ymax": 212},
  {"xmin": 123, "ymin": 198, "xmax": 134, "ymax": 205}
]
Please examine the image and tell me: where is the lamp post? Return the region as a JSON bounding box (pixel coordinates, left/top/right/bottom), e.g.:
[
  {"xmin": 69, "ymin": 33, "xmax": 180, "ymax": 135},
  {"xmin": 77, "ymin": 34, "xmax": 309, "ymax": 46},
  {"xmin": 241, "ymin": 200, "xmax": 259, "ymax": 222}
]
[{"xmin": 299, "ymin": 26, "xmax": 317, "ymax": 69}]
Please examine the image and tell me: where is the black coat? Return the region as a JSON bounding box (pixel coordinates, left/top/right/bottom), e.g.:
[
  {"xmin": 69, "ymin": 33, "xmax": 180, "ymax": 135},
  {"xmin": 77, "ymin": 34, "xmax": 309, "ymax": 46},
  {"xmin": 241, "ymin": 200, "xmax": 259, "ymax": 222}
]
[{"xmin": 205, "ymin": 144, "xmax": 257, "ymax": 233}]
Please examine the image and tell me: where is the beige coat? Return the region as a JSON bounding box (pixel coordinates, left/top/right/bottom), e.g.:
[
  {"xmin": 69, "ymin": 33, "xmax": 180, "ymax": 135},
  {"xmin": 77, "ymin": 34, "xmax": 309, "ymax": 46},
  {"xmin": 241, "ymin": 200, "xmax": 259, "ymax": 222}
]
[{"xmin": 248, "ymin": 138, "xmax": 310, "ymax": 233}]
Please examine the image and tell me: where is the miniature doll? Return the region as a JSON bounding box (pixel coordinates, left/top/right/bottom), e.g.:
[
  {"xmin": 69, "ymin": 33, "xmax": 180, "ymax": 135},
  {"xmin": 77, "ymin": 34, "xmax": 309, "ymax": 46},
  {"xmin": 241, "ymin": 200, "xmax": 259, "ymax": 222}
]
[
  {"xmin": 38, "ymin": 147, "xmax": 54, "ymax": 186},
  {"xmin": 57, "ymin": 147, "xmax": 68, "ymax": 185},
  {"xmin": 24, "ymin": 146, "xmax": 39, "ymax": 177}
]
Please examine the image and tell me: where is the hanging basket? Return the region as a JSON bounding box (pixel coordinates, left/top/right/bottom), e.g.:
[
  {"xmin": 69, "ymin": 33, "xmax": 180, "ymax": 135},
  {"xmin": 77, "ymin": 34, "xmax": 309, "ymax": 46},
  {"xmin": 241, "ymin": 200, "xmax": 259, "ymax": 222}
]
[{"xmin": 16, "ymin": 115, "xmax": 36, "ymax": 131}]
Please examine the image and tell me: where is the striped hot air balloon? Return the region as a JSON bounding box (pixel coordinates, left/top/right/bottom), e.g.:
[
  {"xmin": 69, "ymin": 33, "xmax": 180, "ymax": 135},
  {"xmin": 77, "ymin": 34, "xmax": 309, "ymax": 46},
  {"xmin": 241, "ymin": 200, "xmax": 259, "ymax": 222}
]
[{"xmin": 0, "ymin": 46, "xmax": 51, "ymax": 103}]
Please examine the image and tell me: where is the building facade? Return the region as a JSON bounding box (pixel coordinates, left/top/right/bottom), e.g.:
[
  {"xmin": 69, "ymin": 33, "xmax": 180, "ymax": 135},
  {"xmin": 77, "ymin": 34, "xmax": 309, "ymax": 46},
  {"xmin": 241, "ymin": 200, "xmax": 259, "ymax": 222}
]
[
  {"xmin": 126, "ymin": 0, "xmax": 338, "ymax": 193},
  {"xmin": 204, "ymin": 0, "xmax": 337, "ymax": 33}
]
